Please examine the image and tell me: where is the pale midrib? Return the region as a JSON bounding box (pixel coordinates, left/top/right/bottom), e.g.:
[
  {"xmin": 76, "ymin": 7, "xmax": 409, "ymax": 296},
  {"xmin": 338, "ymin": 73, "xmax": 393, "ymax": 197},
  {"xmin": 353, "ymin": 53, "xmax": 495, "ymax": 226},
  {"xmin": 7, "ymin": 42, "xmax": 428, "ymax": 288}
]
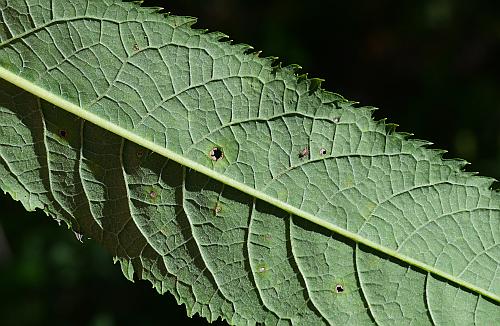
[{"xmin": 0, "ymin": 66, "xmax": 498, "ymax": 304}]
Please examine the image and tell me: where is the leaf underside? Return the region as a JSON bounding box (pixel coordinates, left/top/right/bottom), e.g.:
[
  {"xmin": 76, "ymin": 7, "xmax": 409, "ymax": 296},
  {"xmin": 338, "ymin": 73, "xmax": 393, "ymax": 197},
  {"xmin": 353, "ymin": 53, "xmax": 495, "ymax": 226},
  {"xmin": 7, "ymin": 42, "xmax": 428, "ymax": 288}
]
[{"xmin": 0, "ymin": 0, "xmax": 499, "ymax": 324}]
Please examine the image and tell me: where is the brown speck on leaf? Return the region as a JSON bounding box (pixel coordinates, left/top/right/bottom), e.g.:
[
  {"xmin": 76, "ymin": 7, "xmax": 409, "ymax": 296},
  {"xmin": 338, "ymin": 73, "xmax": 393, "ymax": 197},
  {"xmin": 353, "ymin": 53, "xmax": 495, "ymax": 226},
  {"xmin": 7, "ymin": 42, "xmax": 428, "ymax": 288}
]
[
  {"xmin": 298, "ymin": 147, "xmax": 309, "ymax": 159},
  {"xmin": 213, "ymin": 205, "xmax": 222, "ymax": 216},
  {"xmin": 133, "ymin": 43, "xmax": 139, "ymax": 51},
  {"xmin": 58, "ymin": 129, "xmax": 67, "ymax": 138},
  {"xmin": 149, "ymin": 191, "xmax": 157, "ymax": 199},
  {"xmin": 136, "ymin": 149, "xmax": 144, "ymax": 158}
]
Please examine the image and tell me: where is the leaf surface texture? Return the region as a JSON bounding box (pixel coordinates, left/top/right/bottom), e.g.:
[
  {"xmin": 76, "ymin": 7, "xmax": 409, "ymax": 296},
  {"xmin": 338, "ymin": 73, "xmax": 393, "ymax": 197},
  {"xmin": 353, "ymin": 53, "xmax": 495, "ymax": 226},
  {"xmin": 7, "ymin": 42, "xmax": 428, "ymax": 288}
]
[{"xmin": 0, "ymin": 0, "xmax": 499, "ymax": 324}]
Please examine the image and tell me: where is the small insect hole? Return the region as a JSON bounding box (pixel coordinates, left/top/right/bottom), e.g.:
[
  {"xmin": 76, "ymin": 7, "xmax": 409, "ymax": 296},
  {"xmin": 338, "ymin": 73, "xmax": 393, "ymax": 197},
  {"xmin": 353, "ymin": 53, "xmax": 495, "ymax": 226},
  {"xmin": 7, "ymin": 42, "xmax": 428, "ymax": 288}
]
[
  {"xmin": 58, "ymin": 129, "xmax": 67, "ymax": 138},
  {"xmin": 319, "ymin": 148, "xmax": 327, "ymax": 156},
  {"xmin": 133, "ymin": 43, "xmax": 139, "ymax": 51},
  {"xmin": 149, "ymin": 190, "xmax": 157, "ymax": 199},
  {"xmin": 335, "ymin": 284, "xmax": 345, "ymax": 293},
  {"xmin": 333, "ymin": 117, "xmax": 341, "ymax": 124},
  {"xmin": 258, "ymin": 266, "xmax": 266, "ymax": 273},
  {"xmin": 209, "ymin": 147, "xmax": 224, "ymax": 161}
]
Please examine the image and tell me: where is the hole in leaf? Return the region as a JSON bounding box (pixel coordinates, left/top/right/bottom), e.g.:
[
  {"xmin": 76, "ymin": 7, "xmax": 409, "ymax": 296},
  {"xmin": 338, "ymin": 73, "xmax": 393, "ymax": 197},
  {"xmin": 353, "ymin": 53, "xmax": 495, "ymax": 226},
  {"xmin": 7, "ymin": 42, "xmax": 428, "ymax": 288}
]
[
  {"xmin": 335, "ymin": 284, "xmax": 344, "ymax": 293},
  {"xmin": 58, "ymin": 129, "xmax": 67, "ymax": 138},
  {"xmin": 149, "ymin": 190, "xmax": 157, "ymax": 199},
  {"xmin": 209, "ymin": 147, "xmax": 224, "ymax": 161},
  {"xmin": 332, "ymin": 117, "xmax": 341, "ymax": 124},
  {"xmin": 319, "ymin": 148, "xmax": 327, "ymax": 156},
  {"xmin": 298, "ymin": 147, "xmax": 309, "ymax": 159}
]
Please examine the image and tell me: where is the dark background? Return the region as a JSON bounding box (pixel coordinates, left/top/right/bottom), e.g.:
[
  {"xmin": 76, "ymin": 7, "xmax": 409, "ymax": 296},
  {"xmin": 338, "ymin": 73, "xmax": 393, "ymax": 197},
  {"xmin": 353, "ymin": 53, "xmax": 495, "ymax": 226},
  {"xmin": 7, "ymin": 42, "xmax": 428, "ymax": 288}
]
[{"xmin": 1, "ymin": 0, "xmax": 499, "ymax": 325}]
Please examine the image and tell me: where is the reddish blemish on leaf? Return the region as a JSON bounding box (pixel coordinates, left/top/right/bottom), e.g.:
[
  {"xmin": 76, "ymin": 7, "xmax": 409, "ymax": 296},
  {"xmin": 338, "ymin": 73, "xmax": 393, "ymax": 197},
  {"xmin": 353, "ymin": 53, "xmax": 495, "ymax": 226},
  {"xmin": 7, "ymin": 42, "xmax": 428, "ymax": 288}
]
[{"xmin": 298, "ymin": 147, "xmax": 309, "ymax": 159}]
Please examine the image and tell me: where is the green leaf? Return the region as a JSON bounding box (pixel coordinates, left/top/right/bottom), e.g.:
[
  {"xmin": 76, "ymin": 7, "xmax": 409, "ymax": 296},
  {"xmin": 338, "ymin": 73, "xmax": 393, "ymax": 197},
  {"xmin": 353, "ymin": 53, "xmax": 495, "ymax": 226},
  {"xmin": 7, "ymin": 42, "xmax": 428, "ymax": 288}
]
[{"xmin": 0, "ymin": 0, "xmax": 499, "ymax": 324}]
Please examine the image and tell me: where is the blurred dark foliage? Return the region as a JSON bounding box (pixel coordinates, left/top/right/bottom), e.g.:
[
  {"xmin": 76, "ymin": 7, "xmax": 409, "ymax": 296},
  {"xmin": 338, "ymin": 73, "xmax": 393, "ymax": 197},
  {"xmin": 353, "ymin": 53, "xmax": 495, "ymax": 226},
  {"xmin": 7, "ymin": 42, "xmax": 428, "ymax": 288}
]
[{"xmin": 1, "ymin": 1, "xmax": 499, "ymax": 325}]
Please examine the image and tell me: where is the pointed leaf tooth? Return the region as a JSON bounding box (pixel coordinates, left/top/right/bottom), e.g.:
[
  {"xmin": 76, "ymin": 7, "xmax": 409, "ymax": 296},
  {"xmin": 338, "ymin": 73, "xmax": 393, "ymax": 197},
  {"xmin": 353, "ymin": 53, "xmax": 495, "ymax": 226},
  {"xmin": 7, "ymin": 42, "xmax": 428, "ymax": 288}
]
[
  {"xmin": 297, "ymin": 73, "xmax": 308, "ymax": 83},
  {"xmin": 385, "ymin": 123, "xmax": 399, "ymax": 134},
  {"xmin": 208, "ymin": 31, "xmax": 230, "ymax": 41},
  {"xmin": 169, "ymin": 15, "xmax": 198, "ymax": 27},
  {"xmin": 271, "ymin": 62, "xmax": 283, "ymax": 75},
  {"xmin": 449, "ymin": 158, "xmax": 470, "ymax": 170},
  {"xmin": 396, "ymin": 131, "xmax": 414, "ymax": 139},
  {"xmin": 232, "ymin": 43, "xmax": 254, "ymax": 54},
  {"xmin": 254, "ymin": 50, "xmax": 263, "ymax": 57},
  {"xmin": 284, "ymin": 63, "xmax": 302, "ymax": 74},
  {"xmin": 412, "ymin": 138, "xmax": 434, "ymax": 147},
  {"xmin": 308, "ymin": 78, "xmax": 324, "ymax": 95},
  {"xmin": 320, "ymin": 90, "xmax": 347, "ymax": 104},
  {"xmin": 433, "ymin": 149, "xmax": 449, "ymax": 157}
]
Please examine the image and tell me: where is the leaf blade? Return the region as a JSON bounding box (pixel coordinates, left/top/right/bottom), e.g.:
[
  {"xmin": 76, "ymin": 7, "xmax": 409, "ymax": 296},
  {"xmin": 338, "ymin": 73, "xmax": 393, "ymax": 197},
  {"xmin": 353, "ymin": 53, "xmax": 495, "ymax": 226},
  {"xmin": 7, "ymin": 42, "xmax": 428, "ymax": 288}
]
[{"xmin": 0, "ymin": 0, "xmax": 499, "ymax": 324}]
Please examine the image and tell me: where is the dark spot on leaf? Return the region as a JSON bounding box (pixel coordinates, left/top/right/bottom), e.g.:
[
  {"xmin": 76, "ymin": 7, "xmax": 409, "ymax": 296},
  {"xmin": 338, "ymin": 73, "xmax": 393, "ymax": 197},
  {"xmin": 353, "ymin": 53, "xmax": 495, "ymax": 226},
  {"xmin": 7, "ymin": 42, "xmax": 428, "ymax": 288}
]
[
  {"xmin": 133, "ymin": 43, "xmax": 139, "ymax": 51},
  {"xmin": 298, "ymin": 147, "xmax": 309, "ymax": 159},
  {"xmin": 319, "ymin": 148, "xmax": 327, "ymax": 156},
  {"xmin": 209, "ymin": 147, "xmax": 224, "ymax": 161},
  {"xmin": 335, "ymin": 284, "xmax": 344, "ymax": 293},
  {"xmin": 58, "ymin": 129, "xmax": 67, "ymax": 138},
  {"xmin": 136, "ymin": 149, "xmax": 144, "ymax": 158},
  {"xmin": 145, "ymin": 186, "xmax": 161, "ymax": 203}
]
